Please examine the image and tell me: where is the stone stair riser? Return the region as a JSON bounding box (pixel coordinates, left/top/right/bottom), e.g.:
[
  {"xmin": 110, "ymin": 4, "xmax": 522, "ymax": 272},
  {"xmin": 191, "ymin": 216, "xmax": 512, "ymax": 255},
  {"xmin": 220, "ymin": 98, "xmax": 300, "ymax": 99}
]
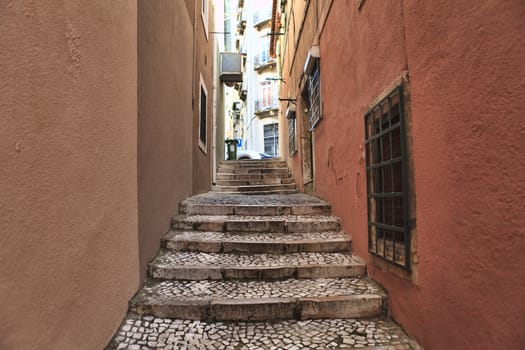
[
  {"xmin": 218, "ymin": 163, "xmax": 287, "ymax": 170},
  {"xmin": 217, "ymin": 189, "xmax": 298, "ymax": 195},
  {"xmin": 172, "ymin": 219, "xmax": 340, "ymax": 233},
  {"xmin": 180, "ymin": 203, "xmax": 331, "ymax": 216},
  {"xmin": 164, "ymin": 238, "xmax": 351, "ymax": 254},
  {"xmin": 219, "ymin": 168, "xmax": 289, "ymax": 175},
  {"xmin": 130, "ymin": 295, "xmax": 383, "ymax": 321},
  {"xmin": 215, "ymin": 178, "xmax": 295, "ymax": 186},
  {"xmin": 216, "ymin": 173, "xmax": 292, "ymax": 180},
  {"xmin": 211, "ymin": 184, "xmax": 296, "ymax": 193},
  {"xmin": 148, "ymin": 264, "xmax": 366, "ymax": 280}
]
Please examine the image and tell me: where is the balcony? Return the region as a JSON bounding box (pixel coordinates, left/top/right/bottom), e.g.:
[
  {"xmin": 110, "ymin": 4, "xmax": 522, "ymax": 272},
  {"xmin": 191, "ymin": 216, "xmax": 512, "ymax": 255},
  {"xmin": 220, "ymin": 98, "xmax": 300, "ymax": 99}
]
[
  {"xmin": 254, "ymin": 98, "xmax": 279, "ymax": 118},
  {"xmin": 254, "ymin": 54, "xmax": 276, "ymax": 72}
]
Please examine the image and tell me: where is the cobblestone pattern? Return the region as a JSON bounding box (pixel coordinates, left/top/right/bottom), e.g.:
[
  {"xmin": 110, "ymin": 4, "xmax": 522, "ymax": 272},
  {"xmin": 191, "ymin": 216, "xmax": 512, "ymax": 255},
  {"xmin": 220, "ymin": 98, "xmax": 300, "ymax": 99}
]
[
  {"xmin": 109, "ymin": 316, "xmax": 414, "ymax": 350},
  {"xmin": 182, "ymin": 193, "xmax": 330, "ymax": 206},
  {"xmin": 153, "ymin": 251, "xmax": 360, "ymax": 268},
  {"xmin": 137, "ymin": 278, "xmax": 382, "ymax": 302},
  {"xmin": 173, "ymin": 214, "xmax": 340, "ymax": 225},
  {"xmin": 166, "ymin": 230, "xmax": 349, "ymax": 242}
]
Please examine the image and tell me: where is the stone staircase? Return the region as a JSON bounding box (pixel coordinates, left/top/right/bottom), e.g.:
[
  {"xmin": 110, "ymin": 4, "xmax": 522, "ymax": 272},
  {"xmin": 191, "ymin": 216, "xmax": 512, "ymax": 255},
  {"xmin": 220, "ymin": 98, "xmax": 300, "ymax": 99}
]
[
  {"xmin": 212, "ymin": 160, "xmax": 297, "ymax": 195},
  {"xmin": 108, "ymin": 160, "xmax": 416, "ymax": 349}
]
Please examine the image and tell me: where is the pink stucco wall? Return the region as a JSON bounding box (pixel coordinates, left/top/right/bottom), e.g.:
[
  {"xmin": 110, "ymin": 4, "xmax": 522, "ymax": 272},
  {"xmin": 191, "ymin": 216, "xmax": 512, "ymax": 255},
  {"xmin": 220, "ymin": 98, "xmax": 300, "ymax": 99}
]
[
  {"xmin": 0, "ymin": 2, "xmax": 139, "ymax": 349},
  {"xmin": 312, "ymin": 1, "xmax": 525, "ymax": 348}
]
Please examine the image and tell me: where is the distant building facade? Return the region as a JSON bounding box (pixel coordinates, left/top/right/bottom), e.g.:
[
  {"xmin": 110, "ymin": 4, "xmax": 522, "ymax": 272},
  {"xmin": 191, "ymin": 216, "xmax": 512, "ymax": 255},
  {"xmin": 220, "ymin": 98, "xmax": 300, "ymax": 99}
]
[{"xmin": 236, "ymin": 0, "xmax": 280, "ymax": 156}]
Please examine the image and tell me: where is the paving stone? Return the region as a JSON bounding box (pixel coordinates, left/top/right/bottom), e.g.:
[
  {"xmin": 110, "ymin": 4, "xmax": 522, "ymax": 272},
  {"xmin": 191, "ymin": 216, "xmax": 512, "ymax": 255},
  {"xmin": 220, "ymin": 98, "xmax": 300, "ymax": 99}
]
[
  {"xmin": 172, "ymin": 214, "xmax": 340, "ymax": 233},
  {"xmin": 212, "ymin": 183, "xmax": 297, "ymax": 193},
  {"xmin": 148, "ymin": 251, "xmax": 365, "ymax": 280},
  {"xmin": 130, "ymin": 278, "xmax": 385, "ymax": 320},
  {"xmin": 107, "ymin": 316, "xmax": 415, "ymax": 349},
  {"xmin": 180, "ymin": 192, "xmax": 330, "ymax": 207},
  {"xmin": 215, "ymin": 178, "xmax": 295, "ymax": 186},
  {"xmin": 163, "ymin": 230, "xmax": 351, "ymax": 254}
]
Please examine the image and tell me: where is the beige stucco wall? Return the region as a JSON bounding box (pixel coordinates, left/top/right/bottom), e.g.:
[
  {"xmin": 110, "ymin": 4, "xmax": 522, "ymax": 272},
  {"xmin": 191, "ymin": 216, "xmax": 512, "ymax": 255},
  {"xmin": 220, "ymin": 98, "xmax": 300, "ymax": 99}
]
[
  {"xmin": 0, "ymin": 1, "xmax": 139, "ymax": 349},
  {"xmin": 137, "ymin": 0, "xmax": 195, "ymax": 282},
  {"xmin": 193, "ymin": 0, "xmax": 214, "ymax": 194}
]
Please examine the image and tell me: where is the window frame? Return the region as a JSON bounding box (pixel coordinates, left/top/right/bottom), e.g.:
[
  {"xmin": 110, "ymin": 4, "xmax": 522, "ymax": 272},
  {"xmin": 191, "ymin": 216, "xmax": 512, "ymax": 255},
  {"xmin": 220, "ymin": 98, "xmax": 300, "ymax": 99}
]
[
  {"xmin": 199, "ymin": 75, "xmax": 208, "ymax": 154},
  {"xmin": 307, "ymin": 61, "xmax": 322, "ymax": 130},
  {"xmin": 263, "ymin": 122, "xmax": 279, "ymax": 156},
  {"xmin": 201, "ymin": 0, "xmax": 209, "ymax": 40},
  {"xmin": 364, "ymin": 85, "xmax": 411, "ymax": 270}
]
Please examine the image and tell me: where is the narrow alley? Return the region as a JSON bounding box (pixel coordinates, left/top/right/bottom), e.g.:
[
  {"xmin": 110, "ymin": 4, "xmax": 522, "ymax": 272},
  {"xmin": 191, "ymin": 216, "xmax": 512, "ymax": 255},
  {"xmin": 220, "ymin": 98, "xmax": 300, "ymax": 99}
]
[{"xmin": 1, "ymin": 1, "xmax": 524, "ymax": 350}]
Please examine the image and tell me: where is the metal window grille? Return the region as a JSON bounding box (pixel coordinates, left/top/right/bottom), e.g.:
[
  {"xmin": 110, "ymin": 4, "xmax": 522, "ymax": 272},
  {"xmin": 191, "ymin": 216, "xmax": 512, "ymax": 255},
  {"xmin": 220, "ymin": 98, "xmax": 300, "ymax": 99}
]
[
  {"xmin": 308, "ymin": 62, "xmax": 322, "ymax": 130},
  {"xmin": 288, "ymin": 117, "xmax": 296, "ymax": 156},
  {"xmin": 264, "ymin": 123, "xmax": 279, "ymax": 155},
  {"xmin": 364, "ymin": 86, "xmax": 410, "ymax": 270}
]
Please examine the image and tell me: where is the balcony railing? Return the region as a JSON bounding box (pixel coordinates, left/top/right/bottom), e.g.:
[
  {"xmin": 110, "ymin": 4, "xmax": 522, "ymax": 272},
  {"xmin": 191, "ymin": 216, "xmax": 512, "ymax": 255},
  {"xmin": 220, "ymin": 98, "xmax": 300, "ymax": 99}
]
[
  {"xmin": 254, "ymin": 54, "xmax": 275, "ymax": 71},
  {"xmin": 255, "ymin": 98, "xmax": 278, "ymax": 114}
]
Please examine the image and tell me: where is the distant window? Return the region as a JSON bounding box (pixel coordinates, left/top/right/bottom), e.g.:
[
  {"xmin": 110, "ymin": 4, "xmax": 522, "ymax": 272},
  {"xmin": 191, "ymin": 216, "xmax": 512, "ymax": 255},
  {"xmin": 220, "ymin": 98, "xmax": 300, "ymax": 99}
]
[
  {"xmin": 307, "ymin": 61, "xmax": 322, "ymax": 130},
  {"xmin": 256, "ymin": 81, "xmax": 277, "ymax": 112},
  {"xmin": 199, "ymin": 81, "xmax": 207, "ymax": 150},
  {"xmin": 365, "ymin": 86, "xmax": 410, "ymax": 269},
  {"xmin": 201, "ymin": 0, "xmax": 209, "ymax": 38},
  {"xmin": 264, "ymin": 123, "xmax": 279, "ymax": 155},
  {"xmin": 255, "ymin": 35, "xmax": 271, "ymax": 66}
]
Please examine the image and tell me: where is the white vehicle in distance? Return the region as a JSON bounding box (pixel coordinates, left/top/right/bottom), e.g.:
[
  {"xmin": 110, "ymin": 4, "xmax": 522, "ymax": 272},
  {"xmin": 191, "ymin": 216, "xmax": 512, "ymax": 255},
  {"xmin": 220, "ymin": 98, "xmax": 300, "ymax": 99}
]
[{"xmin": 236, "ymin": 150, "xmax": 276, "ymax": 160}]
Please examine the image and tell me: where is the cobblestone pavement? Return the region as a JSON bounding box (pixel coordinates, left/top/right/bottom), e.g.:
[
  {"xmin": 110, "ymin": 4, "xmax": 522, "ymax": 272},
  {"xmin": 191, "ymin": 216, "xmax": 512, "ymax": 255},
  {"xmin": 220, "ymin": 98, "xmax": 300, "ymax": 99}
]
[
  {"xmin": 182, "ymin": 192, "xmax": 329, "ymax": 206},
  {"xmin": 154, "ymin": 251, "xmax": 360, "ymax": 267},
  {"xmin": 174, "ymin": 214, "xmax": 339, "ymax": 223},
  {"xmin": 136, "ymin": 277, "xmax": 383, "ymax": 301},
  {"xmin": 166, "ymin": 230, "xmax": 348, "ymax": 242},
  {"xmin": 109, "ymin": 316, "xmax": 414, "ymax": 350}
]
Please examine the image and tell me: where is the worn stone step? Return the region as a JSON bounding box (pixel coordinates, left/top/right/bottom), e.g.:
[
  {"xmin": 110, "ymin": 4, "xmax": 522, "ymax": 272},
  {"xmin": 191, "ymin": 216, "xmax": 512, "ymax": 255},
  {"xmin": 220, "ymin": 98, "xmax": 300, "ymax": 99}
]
[
  {"xmin": 163, "ymin": 230, "xmax": 351, "ymax": 254},
  {"xmin": 218, "ymin": 161, "xmax": 287, "ymax": 169},
  {"xmin": 211, "ymin": 183, "xmax": 297, "ymax": 193},
  {"xmin": 108, "ymin": 315, "xmax": 416, "ymax": 349},
  {"xmin": 216, "ymin": 173, "xmax": 291, "ymax": 180},
  {"xmin": 148, "ymin": 251, "xmax": 365, "ymax": 280},
  {"xmin": 216, "ymin": 189, "xmax": 298, "ymax": 195},
  {"xmin": 179, "ymin": 192, "xmax": 332, "ymax": 216},
  {"xmin": 215, "ymin": 177, "xmax": 295, "ymax": 186},
  {"xmin": 219, "ymin": 159, "xmax": 285, "ymax": 165},
  {"xmin": 130, "ymin": 277, "xmax": 385, "ymax": 321},
  {"xmin": 217, "ymin": 167, "xmax": 290, "ymax": 175},
  {"xmin": 172, "ymin": 214, "xmax": 340, "ymax": 233}
]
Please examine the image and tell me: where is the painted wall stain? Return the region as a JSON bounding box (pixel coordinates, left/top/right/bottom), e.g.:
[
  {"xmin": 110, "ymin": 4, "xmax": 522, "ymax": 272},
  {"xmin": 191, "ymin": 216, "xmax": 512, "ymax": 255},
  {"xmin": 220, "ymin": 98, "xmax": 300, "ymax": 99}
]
[{"xmin": 327, "ymin": 146, "xmax": 346, "ymax": 184}]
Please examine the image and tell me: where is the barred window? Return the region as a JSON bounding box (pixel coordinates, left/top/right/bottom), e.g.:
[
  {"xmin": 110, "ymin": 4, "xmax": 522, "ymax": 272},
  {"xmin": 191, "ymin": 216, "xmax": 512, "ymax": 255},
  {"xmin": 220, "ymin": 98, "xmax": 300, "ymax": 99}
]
[
  {"xmin": 365, "ymin": 86, "xmax": 410, "ymax": 269},
  {"xmin": 307, "ymin": 61, "xmax": 322, "ymax": 130}
]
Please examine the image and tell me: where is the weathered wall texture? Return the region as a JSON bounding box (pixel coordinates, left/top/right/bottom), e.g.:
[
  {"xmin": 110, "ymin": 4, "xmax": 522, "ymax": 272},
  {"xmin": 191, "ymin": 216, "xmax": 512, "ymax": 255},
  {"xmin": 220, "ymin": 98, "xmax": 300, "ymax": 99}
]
[
  {"xmin": 138, "ymin": 0, "xmax": 194, "ymax": 282},
  {"xmin": 283, "ymin": 0, "xmax": 525, "ymax": 348},
  {"xmin": 193, "ymin": 0, "xmax": 214, "ymax": 194},
  {"xmin": 0, "ymin": 1, "xmax": 139, "ymax": 349}
]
